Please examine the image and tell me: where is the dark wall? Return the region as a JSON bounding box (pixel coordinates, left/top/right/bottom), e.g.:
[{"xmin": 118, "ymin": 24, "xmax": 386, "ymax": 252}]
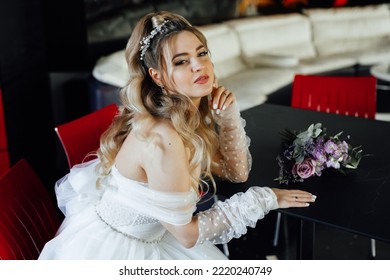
[
  {"xmin": 0, "ymin": 1, "xmax": 56, "ymax": 192},
  {"xmin": 42, "ymin": 0, "xmax": 89, "ymax": 72}
]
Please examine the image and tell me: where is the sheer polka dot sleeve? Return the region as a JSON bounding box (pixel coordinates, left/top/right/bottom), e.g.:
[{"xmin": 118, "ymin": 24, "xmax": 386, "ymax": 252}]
[
  {"xmin": 195, "ymin": 187, "xmax": 278, "ymax": 245},
  {"xmin": 214, "ymin": 102, "xmax": 252, "ymax": 183}
]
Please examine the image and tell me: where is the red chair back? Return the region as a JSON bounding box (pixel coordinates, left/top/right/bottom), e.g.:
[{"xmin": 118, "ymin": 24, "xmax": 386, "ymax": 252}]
[
  {"xmin": 291, "ymin": 75, "xmax": 376, "ymax": 119},
  {"xmin": 0, "ymin": 159, "xmax": 62, "ymax": 259},
  {"xmin": 55, "ymin": 103, "xmax": 118, "ymax": 168}
]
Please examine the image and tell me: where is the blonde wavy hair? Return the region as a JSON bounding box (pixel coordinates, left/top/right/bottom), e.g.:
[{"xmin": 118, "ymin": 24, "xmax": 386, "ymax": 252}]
[{"xmin": 96, "ymin": 11, "xmax": 219, "ymax": 197}]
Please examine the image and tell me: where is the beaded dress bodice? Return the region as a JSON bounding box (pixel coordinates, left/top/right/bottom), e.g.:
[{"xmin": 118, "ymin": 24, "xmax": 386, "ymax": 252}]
[{"xmin": 94, "ymin": 166, "xmax": 198, "ymax": 243}]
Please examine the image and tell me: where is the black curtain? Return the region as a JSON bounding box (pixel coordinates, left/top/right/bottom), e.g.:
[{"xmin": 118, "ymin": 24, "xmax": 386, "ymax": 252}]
[{"xmin": 0, "ymin": 0, "xmax": 56, "ymax": 195}]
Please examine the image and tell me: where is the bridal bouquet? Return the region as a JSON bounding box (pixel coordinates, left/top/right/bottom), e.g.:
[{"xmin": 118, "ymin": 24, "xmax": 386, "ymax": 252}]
[{"xmin": 275, "ymin": 123, "xmax": 363, "ymax": 184}]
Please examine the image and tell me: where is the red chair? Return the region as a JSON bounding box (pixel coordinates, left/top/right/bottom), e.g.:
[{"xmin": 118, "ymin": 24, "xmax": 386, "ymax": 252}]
[
  {"xmin": 284, "ymin": 74, "xmax": 377, "ymax": 257},
  {"xmin": 0, "ymin": 159, "xmax": 62, "ymax": 259},
  {"xmin": 55, "ymin": 104, "xmax": 118, "ymax": 168},
  {"xmin": 291, "ymin": 75, "xmax": 377, "ymax": 119}
]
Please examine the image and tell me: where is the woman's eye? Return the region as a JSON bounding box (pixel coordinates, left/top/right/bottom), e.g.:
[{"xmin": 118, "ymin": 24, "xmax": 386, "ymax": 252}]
[
  {"xmin": 199, "ymin": 51, "xmax": 209, "ymax": 57},
  {"xmin": 174, "ymin": 59, "xmax": 187, "ymax": 66}
]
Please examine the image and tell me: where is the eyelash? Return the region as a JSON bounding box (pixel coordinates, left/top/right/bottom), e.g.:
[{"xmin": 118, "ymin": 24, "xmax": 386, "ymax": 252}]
[{"xmin": 174, "ymin": 51, "xmax": 209, "ymax": 66}]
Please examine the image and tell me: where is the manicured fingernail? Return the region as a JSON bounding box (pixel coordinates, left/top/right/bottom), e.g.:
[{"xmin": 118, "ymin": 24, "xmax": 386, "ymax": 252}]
[
  {"xmin": 222, "ymin": 105, "xmax": 226, "ymax": 110},
  {"xmin": 312, "ymin": 195, "xmax": 317, "ymax": 201},
  {"xmin": 305, "ymin": 203, "xmax": 310, "ymax": 206},
  {"xmin": 216, "ymin": 109, "xmax": 220, "ymax": 114},
  {"xmin": 213, "ymin": 103, "xmax": 217, "ymax": 109}
]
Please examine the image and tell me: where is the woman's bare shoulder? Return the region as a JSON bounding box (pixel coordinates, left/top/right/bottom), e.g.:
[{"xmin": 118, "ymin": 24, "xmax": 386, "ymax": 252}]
[
  {"xmin": 115, "ymin": 119, "xmax": 186, "ymax": 185},
  {"xmin": 149, "ymin": 119, "xmax": 183, "ymax": 150},
  {"xmin": 144, "ymin": 119, "xmax": 191, "ymax": 192}
]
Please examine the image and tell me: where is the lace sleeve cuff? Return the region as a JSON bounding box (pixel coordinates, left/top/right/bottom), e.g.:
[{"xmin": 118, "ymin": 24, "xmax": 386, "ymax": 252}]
[{"xmin": 195, "ymin": 187, "xmax": 278, "ymax": 245}]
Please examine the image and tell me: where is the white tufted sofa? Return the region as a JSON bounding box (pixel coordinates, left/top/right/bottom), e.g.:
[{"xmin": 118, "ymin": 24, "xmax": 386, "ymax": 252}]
[{"xmin": 92, "ymin": 4, "xmax": 390, "ymax": 112}]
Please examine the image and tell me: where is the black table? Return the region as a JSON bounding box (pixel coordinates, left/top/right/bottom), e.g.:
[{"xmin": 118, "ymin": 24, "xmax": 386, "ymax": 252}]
[{"xmin": 218, "ymin": 103, "xmax": 390, "ymax": 259}]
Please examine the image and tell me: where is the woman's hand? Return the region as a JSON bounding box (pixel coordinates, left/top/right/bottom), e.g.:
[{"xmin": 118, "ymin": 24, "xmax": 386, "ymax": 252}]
[
  {"xmin": 210, "ymin": 78, "xmax": 236, "ymax": 114},
  {"xmin": 272, "ymin": 188, "xmax": 317, "ymax": 208}
]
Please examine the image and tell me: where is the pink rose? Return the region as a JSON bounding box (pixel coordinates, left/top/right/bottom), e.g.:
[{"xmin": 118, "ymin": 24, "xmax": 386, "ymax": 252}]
[{"xmin": 292, "ymin": 158, "xmax": 316, "ymax": 179}]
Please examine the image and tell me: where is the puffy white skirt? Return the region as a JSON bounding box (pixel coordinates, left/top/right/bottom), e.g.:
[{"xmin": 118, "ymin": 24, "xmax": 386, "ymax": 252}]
[{"xmin": 39, "ymin": 160, "xmax": 228, "ymax": 260}]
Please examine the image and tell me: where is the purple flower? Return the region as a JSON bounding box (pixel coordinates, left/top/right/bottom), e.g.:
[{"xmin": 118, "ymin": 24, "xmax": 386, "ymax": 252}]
[
  {"xmin": 292, "ymin": 158, "xmax": 316, "ymax": 179},
  {"xmin": 313, "ymin": 149, "xmax": 327, "ymax": 164},
  {"xmin": 324, "ymin": 140, "xmax": 338, "ymax": 154},
  {"xmin": 326, "ymin": 158, "xmax": 341, "ymax": 169},
  {"xmin": 338, "ymin": 141, "xmax": 349, "ymax": 153}
]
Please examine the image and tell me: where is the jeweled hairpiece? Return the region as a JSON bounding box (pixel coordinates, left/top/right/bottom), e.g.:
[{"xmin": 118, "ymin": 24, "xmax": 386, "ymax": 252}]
[{"xmin": 139, "ymin": 19, "xmax": 170, "ymax": 61}]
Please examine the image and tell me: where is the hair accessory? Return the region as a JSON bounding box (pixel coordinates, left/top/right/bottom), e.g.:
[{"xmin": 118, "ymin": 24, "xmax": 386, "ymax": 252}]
[{"xmin": 140, "ymin": 20, "xmax": 170, "ymax": 61}]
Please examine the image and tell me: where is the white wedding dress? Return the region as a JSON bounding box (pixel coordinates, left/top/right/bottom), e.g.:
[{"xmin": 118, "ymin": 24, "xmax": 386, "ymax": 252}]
[
  {"xmin": 39, "ymin": 104, "xmax": 279, "ymax": 260},
  {"xmin": 39, "ymin": 159, "xmax": 227, "ymax": 260}
]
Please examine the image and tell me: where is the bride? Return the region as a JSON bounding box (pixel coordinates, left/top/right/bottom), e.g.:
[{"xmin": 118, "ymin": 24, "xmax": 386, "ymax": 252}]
[{"xmin": 39, "ymin": 11, "xmax": 316, "ymax": 260}]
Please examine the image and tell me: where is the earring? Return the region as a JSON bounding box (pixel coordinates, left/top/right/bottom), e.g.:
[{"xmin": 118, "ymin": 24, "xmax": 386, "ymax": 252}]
[{"xmin": 159, "ymin": 85, "xmax": 167, "ymax": 95}]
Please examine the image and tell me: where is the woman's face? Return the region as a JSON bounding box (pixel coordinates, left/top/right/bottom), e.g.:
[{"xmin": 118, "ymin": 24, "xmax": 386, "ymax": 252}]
[{"xmin": 164, "ymin": 31, "xmax": 214, "ymax": 106}]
